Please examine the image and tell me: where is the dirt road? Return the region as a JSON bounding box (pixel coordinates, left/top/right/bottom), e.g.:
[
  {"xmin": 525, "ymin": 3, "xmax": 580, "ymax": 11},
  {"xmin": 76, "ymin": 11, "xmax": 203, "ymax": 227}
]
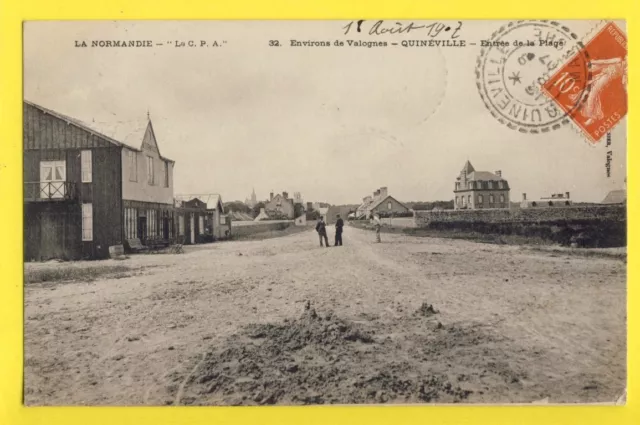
[{"xmin": 24, "ymin": 225, "xmax": 626, "ymax": 405}]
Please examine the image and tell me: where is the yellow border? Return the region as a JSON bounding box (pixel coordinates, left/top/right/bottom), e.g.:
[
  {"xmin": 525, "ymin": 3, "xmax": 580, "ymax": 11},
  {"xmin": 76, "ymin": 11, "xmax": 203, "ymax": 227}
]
[{"xmin": 0, "ymin": 1, "xmax": 636, "ymax": 424}]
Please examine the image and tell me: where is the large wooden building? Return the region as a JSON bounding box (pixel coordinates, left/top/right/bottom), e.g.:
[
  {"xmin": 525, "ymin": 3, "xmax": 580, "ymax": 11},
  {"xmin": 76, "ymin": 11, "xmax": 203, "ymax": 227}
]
[{"xmin": 23, "ymin": 101, "xmax": 176, "ymax": 260}]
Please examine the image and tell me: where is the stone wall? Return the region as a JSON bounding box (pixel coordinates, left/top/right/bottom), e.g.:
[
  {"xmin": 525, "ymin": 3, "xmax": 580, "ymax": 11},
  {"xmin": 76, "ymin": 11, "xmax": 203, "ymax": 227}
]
[
  {"xmin": 230, "ymin": 220, "xmax": 293, "ymax": 237},
  {"xmin": 413, "ymin": 205, "xmax": 626, "ymax": 247},
  {"xmin": 414, "ymin": 205, "xmax": 625, "ymax": 226}
]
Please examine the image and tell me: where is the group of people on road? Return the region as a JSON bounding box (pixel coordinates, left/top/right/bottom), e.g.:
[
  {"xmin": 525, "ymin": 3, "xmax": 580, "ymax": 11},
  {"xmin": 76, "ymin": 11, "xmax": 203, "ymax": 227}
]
[
  {"xmin": 315, "ymin": 214, "xmax": 343, "ymax": 247},
  {"xmin": 315, "ymin": 213, "xmax": 382, "ymax": 247}
]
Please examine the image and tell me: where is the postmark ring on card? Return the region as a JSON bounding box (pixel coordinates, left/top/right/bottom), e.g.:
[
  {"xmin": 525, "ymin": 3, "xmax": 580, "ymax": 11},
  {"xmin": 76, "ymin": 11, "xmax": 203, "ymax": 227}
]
[{"xmin": 476, "ymin": 20, "xmax": 591, "ymax": 134}]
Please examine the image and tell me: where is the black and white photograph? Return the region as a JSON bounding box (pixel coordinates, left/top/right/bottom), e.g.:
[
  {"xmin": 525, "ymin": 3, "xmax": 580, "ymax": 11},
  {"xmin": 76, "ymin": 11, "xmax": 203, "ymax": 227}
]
[{"xmin": 23, "ymin": 20, "xmax": 627, "ymax": 406}]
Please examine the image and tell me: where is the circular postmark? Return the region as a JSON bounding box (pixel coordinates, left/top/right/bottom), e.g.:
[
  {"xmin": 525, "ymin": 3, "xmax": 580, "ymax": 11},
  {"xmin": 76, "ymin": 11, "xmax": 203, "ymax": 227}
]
[{"xmin": 476, "ymin": 20, "xmax": 591, "ymax": 133}]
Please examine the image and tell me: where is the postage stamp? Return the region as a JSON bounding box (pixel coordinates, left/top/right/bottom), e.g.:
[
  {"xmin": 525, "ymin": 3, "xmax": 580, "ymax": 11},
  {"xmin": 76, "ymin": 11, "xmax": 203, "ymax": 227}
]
[
  {"xmin": 542, "ymin": 22, "xmax": 627, "ymax": 144},
  {"xmin": 476, "ymin": 20, "xmax": 590, "ymax": 134}
]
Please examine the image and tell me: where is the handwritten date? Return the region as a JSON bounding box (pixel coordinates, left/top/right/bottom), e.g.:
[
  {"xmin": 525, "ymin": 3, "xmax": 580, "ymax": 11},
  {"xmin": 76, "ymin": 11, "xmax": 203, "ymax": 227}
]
[{"xmin": 343, "ymin": 20, "xmax": 462, "ymax": 39}]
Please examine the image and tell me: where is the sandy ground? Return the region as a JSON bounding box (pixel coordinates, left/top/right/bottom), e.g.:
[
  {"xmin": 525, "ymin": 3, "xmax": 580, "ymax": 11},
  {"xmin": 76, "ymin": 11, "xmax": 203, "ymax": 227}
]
[{"xmin": 24, "ymin": 225, "xmax": 626, "ymax": 406}]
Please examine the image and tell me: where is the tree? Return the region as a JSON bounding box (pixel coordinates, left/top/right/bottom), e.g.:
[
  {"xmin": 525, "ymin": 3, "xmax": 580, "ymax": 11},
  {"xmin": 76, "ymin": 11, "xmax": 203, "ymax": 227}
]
[
  {"xmin": 252, "ymin": 202, "xmax": 266, "ymax": 217},
  {"xmin": 224, "ymin": 201, "xmax": 252, "ymax": 214},
  {"xmin": 294, "ymin": 203, "xmax": 305, "ymax": 218}
]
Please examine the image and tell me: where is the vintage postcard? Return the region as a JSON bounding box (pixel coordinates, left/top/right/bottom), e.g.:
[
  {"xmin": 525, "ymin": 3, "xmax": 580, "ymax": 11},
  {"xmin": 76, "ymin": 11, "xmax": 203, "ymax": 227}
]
[{"xmin": 22, "ymin": 20, "xmax": 626, "ymax": 406}]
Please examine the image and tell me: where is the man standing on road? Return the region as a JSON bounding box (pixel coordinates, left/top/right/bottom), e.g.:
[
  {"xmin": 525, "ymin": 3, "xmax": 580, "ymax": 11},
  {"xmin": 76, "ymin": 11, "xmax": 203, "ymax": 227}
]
[
  {"xmin": 316, "ymin": 217, "xmax": 329, "ymax": 247},
  {"xmin": 334, "ymin": 214, "xmax": 344, "ymax": 246},
  {"xmin": 373, "ymin": 213, "xmax": 382, "ymax": 243}
]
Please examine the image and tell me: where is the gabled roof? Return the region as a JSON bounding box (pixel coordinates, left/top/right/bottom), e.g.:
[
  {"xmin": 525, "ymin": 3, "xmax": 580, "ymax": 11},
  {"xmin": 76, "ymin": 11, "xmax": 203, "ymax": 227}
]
[
  {"xmin": 601, "ymin": 190, "xmax": 626, "ymax": 204},
  {"xmin": 461, "ymin": 160, "xmax": 475, "ymax": 174},
  {"xmin": 24, "ymin": 100, "xmax": 174, "ymax": 163},
  {"xmin": 369, "ymin": 195, "xmax": 410, "ymax": 212},
  {"xmin": 175, "ymin": 193, "xmax": 223, "ymax": 210}
]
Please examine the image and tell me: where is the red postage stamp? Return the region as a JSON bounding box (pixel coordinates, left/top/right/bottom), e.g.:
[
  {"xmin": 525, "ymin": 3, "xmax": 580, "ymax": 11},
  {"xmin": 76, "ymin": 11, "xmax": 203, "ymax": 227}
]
[{"xmin": 542, "ymin": 22, "xmax": 627, "ymax": 144}]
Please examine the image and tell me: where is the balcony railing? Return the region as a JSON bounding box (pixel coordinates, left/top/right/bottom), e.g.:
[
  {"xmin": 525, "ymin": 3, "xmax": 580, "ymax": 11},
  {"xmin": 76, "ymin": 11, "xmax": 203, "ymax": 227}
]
[{"xmin": 24, "ymin": 181, "xmax": 78, "ymax": 202}]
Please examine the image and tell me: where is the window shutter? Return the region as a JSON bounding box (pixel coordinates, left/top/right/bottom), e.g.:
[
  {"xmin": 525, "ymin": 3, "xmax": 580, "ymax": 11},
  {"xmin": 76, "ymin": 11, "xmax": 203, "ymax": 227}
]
[{"xmin": 81, "ymin": 150, "xmax": 92, "ymax": 183}]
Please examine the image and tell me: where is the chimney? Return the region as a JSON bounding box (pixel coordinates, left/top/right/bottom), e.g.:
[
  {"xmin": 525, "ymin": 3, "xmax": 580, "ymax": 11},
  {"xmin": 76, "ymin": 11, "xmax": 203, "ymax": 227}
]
[
  {"xmin": 270, "ymin": 191, "xmax": 274, "ymax": 201},
  {"xmin": 379, "ymin": 187, "xmax": 388, "ymax": 198},
  {"xmin": 495, "ymin": 170, "xmax": 502, "ymax": 177},
  {"xmin": 522, "ymin": 193, "xmax": 527, "ymax": 201},
  {"xmin": 565, "ymin": 191, "xmax": 570, "ymax": 199},
  {"xmin": 283, "ymin": 191, "xmax": 288, "ymax": 199}
]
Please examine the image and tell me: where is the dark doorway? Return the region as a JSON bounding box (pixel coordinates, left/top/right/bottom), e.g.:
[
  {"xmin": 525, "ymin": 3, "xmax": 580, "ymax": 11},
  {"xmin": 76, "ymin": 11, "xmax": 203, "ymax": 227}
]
[
  {"xmin": 163, "ymin": 217, "xmax": 169, "ymax": 240},
  {"xmin": 138, "ymin": 216, "xmax": 147, "ymax": 242}
]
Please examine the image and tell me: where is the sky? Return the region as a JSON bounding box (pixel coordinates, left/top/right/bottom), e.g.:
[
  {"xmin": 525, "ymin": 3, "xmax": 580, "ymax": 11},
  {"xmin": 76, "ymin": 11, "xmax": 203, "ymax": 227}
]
[{"xmin": 23, "ymin": 20, "xmax": 626, "ymax": 205}]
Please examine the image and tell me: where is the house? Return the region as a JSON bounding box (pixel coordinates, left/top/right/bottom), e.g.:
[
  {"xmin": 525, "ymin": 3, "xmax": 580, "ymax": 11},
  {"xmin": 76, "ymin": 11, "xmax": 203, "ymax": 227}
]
[
  {"xmin": 174, "ymin": 194, "xmax": 228, "ymax": 243},
  {"xmin": 205, "ymin": 194, "xmax": 229, "ymax": 239},
  {"xmin": 355, "ymin": 196, "xmax": 374, "ymax": 218},
  {"xmin": 254, "ymin": 207, "xmax": 270, "ymax": 221},
  {"xmin": 23, "ymin": 100, "xmax": 176, "ymax": 261},
  {"xmin": 454, "ymin": 161, "xmax": 510, "ymax": 210},
  {"xmin": 355, "ymin": 187, "xmax": 410, "ymax": 218},
  {"xmin": 264, "ymin": 191, "xmax": 295, "ymax": 219},
  {"xmin": 174, "ymin": 197, "xmax": 207, "ymax": 244},
  {"xmin": 601, "ymin": 190, "xmax": 626, "ymax": 204},
  {"xmin": 521, "ymin": 192, "xmax": 573, "ymax": 208}
]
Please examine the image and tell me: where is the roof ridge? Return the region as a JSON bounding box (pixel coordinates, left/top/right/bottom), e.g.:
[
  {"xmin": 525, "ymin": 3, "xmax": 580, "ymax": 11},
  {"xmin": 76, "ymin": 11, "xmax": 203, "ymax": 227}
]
[{"xmin": 24, "ymin": 99, "xmax": 174, "ymax": 163}]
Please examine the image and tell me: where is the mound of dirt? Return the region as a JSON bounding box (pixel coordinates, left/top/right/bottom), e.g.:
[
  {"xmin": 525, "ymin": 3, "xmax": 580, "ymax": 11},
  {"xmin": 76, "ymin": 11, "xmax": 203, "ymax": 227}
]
[
  {"xmin": 172, "ymin": 304, "xmax": 473, "ymax": 406},
  {"xmin": 415, "ymin": 301, "xmax": 439, "ymax": 317}
]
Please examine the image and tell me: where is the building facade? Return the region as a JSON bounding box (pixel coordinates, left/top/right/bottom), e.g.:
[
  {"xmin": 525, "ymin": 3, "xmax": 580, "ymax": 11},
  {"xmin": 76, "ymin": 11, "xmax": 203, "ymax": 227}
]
[
  {"xmin": 521, "ymin": 192, "xmax": 573, "ymax": 208},
  {"xmin": 355, "ymin": 187, "xmax": 410, "ymax": 218},
  {"xmin": 23, "ymin": 101, "xmax": 175, "ymax": 261},
  {"xmin": 453, "ymin": 161, "xmax": 510, "ymax": 210},
  {"xmin": 121, "ymin": 119, "xmax": 176, "ymax": 246},
  {"xmin": 174, "ymin": 194, "xmax": 228, "ymax": 243},
  {"xmin": 264, "ymin": 191, "xmax": 295, "ymax": 219}
]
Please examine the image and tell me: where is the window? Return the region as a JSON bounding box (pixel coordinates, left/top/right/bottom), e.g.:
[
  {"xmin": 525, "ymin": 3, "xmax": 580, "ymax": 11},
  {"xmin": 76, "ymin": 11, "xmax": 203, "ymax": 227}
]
[
  {"xmin": 148, "ymin": 209, "xmax": 156, "ymax": 237},
  {"xmin": 164, "ymin": 162, "xmax": 169, "ymax": 187},
  {"xmin": 467, "ymin": 195, "xmax": 471, "ymax": 205},
  {"xmin": 82, "ymin": 203, "xmax": 93, "ymax": 241},
  {"xmin": 500, "ymin": 194, "xmax": 505, "ymax": 203},
  {"xmin": 81, "ymin": 150, "xmax": 92, "ymax": 182},
  {"xmin": 178, "ymin": 215, "xmax": 185, "ymax": 236},
  {"xmin": 40, "ymin": 160, "xmax": 66, "ymax": 199},
  {"xmin": 128, "ymin": 151, "xmax": 137, "ymax": 182},
  {"xmin": 124, "ymin": 207, "xmax": 138, "ymax": 239},
  {"xmin": 387, "ymin": 201, "xmax": 392, "ymax": 210},
  {"xmin": 147, "ymin": 156, "xmax": 154, "ymax": 185},
  {"xmin": 489, "ymin": 194, "xmax": 495, "ymax": 203},
  {"xmin": 478, "ymin": 195, "xmax": 483, "ymax": 203},
  {"xmin": 199, "ymin": 216, "xmax": 204, "ymax": 234}
]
